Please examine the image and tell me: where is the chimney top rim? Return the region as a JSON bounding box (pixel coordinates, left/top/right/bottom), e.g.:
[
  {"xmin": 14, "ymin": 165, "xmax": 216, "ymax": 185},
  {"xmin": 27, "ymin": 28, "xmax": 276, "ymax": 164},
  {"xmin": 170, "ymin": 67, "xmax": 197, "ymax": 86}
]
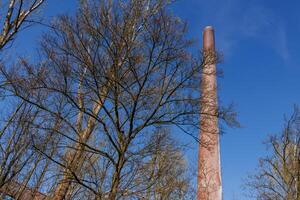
[{"xmin": 204, "ymin": 26, "xmax": 214, "ymax": 30}]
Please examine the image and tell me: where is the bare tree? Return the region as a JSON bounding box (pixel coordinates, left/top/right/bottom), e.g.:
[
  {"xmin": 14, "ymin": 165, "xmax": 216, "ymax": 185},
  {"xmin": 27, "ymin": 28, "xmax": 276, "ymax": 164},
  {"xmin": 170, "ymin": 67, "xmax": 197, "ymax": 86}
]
[
  {"xmin": 0, "ymin": 0, "xmax": 238, "ymax": 199},
  {"xmin": 0, "ymin": 1, "xmax": 48, "ymax": 199},
  {"xmin": 0, "ymin": 0, "xmax": 202, "ymax": 199},
  {"xmin": 0, "ymin": 0, "xmax": 45, "ymax": 51},
  {"xmin": 245, "ymin": 106, "xmax": 300, "ymax": 200},
  {"xmin": 0, "ymin": 97, "xmax": 59, "ymax": 200}
]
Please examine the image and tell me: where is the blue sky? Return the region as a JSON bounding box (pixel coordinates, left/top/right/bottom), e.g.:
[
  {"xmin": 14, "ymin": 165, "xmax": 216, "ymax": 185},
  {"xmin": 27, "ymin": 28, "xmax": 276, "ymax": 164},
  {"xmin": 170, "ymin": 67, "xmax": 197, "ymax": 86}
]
[{"xmin": 10, "ymin": 0, "xmax": 300, "ymax": 199}]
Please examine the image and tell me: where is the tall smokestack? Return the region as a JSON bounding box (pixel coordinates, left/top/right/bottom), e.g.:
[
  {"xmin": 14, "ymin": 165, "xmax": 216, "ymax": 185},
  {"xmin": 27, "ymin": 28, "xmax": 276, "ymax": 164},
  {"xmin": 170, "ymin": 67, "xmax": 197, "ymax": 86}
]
[{"xmin": 197, "ymin": 26, "xmax": 222, "ymax": 200}]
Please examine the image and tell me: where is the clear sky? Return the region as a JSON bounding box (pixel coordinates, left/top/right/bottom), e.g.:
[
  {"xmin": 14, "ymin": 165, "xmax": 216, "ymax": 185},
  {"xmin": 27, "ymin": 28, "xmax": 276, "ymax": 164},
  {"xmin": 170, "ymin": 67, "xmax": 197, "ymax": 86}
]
[{"xmin": 11, "ymin": 0, "xmax": 300, "ymax": 199}]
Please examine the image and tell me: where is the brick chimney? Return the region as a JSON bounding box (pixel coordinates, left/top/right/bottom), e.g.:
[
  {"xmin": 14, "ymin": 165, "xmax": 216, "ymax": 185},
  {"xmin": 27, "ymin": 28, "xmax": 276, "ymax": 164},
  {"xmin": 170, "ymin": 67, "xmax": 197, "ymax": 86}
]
[{"xmin": 197, "ymin": 26, "xmax": 222, "ymax": 200}]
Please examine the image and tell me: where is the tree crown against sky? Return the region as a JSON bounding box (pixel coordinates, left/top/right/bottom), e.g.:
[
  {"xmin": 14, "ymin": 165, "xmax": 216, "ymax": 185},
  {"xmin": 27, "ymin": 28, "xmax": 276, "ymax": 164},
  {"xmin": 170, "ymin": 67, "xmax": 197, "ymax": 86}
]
[{"xmin": 0, "ymin": 0, "xmax": 209, "ymax": 199}]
